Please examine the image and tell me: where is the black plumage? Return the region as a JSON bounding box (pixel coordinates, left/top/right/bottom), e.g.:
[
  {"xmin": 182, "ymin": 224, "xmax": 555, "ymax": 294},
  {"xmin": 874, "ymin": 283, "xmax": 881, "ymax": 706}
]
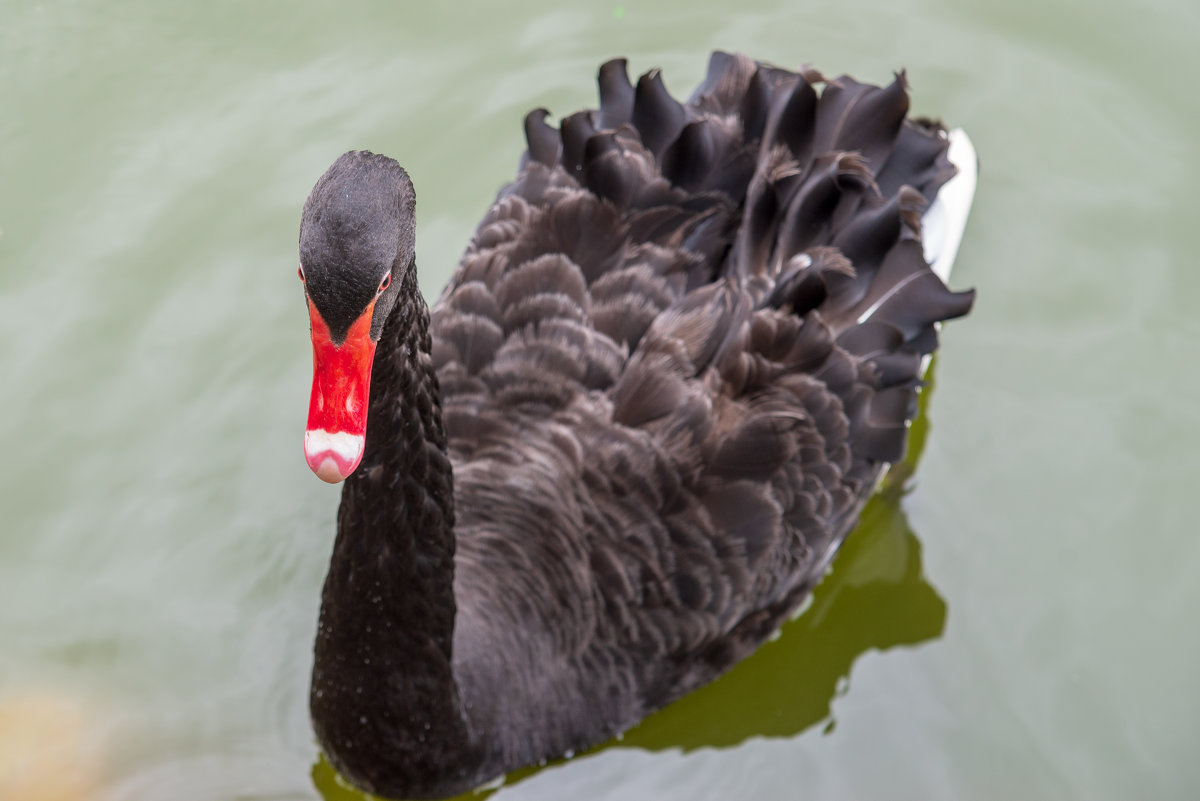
[{"xmin": 301, "ymin": 52, "xmax": 974, "ymax": 800}]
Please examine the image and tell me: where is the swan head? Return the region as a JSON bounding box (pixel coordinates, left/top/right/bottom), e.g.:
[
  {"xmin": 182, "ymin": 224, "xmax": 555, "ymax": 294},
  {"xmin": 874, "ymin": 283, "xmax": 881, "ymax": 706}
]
[{"xmin": 298, "ymin": 151, "xmax": 415, "ymax": 483}]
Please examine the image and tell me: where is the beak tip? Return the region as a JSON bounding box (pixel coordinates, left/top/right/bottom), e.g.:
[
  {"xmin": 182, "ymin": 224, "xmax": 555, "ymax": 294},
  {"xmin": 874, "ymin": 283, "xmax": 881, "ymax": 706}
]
[
  {"xmin": 304, "ymin": 429, "xmax": 365, "ymax": 484},
  {"xmin": 311, "ymin": 457, "xmax": 350, "ymax": 484}
]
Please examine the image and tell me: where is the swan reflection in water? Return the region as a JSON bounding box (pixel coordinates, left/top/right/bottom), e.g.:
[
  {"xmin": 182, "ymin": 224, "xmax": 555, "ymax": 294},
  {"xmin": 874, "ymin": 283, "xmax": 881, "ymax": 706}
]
[{"xmin": 312, "ymin": 373, "xmax": 948, "ymax": 801}]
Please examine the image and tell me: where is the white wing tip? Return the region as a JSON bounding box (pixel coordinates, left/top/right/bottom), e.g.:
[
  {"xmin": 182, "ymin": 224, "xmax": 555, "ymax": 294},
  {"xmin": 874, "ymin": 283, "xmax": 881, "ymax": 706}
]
[{"xmin": 922, "ymin": 128, "xmax": 977, "ymax": 284}]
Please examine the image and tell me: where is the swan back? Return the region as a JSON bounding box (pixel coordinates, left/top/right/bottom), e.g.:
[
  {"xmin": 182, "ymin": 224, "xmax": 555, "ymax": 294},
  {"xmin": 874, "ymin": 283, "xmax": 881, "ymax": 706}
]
[{"xmin": 419, "ymin": 52, "xmax": 975, "ymax": 769}]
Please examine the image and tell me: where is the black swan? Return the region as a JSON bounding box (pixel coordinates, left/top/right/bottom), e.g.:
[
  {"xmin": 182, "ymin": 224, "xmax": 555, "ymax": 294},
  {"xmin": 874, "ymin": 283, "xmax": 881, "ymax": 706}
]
[{"xmin": 297, "ymin": 52, "xmax": 976, "ymax": 799}]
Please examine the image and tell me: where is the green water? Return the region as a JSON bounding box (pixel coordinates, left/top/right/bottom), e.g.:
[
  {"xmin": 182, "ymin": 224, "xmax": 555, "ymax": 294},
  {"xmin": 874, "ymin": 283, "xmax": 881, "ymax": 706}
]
[{"xmin": 2, "ymin": 1, "xmax": 1197, "ymax": 799}]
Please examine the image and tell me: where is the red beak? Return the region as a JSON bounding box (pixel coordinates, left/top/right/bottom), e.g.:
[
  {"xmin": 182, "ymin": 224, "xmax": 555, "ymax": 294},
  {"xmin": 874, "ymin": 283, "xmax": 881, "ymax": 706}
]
[{"xmin": 304, "ymin": 297, "xmax": 377, "ymax": 483}]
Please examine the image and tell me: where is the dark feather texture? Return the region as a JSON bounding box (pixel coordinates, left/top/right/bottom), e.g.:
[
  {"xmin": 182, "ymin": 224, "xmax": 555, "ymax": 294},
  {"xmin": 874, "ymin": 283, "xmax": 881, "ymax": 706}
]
[{"xmin": 303, "ymin": 51, "xmax": 974, "ymax": 800}]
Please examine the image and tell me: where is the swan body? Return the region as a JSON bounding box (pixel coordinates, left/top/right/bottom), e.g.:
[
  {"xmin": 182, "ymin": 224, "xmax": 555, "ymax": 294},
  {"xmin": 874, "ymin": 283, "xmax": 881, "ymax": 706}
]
[{"xmin": 298, "ymin": 52, "xmax": 975, "ymax": 799}]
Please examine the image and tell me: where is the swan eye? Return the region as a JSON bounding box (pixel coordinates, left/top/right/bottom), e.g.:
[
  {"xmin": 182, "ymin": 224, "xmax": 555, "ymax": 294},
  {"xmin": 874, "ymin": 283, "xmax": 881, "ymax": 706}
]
[
  {"xmin": 298, "ymin": 266, "xmax": 306, "ymax": 283},
  {"xmin": 378, "ymin": 272, "xmax": 392, "ymax": 294}
]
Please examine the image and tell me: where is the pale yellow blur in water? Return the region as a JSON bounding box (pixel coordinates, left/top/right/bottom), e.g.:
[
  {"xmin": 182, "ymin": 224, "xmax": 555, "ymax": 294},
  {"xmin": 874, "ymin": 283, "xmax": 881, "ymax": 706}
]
[{"xmin": 0, "ymin": 691, "xmax": 99, "ymax": 801}]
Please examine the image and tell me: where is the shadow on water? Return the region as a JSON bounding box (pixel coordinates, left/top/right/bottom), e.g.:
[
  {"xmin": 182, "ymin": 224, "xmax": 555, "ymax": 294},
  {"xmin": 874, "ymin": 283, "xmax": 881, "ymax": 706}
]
[{"xmin": 312, "ymin": 368, "xmax": 949, "ymax": 801}]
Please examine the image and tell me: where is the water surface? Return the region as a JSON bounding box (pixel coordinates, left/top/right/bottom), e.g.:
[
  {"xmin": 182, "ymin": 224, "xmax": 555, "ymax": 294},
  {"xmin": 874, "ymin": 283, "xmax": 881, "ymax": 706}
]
[{"xmin": 2, "ymin": 1, "xmax": 1198, "ymax": 799}]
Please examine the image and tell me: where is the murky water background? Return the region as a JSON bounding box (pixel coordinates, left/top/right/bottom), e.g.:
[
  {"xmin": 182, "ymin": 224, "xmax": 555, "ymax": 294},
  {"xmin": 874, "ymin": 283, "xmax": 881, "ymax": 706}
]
[{"xmin": 2, "ymin": 1, "xmax": 1198, "ymax": 799}]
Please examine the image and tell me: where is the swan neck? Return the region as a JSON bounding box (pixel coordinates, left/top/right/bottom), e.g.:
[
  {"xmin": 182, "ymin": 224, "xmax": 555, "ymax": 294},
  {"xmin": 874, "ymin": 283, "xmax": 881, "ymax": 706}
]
[{"xmin": 311, "ymin": 264, "xmax": 486, "ymax": 797}]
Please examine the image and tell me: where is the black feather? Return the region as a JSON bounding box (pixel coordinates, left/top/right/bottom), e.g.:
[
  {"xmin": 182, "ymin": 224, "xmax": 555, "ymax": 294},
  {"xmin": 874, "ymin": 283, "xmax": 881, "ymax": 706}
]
[{"xmin": 302, "ymin": 51, "xmax": 976, "ymax": 801}]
